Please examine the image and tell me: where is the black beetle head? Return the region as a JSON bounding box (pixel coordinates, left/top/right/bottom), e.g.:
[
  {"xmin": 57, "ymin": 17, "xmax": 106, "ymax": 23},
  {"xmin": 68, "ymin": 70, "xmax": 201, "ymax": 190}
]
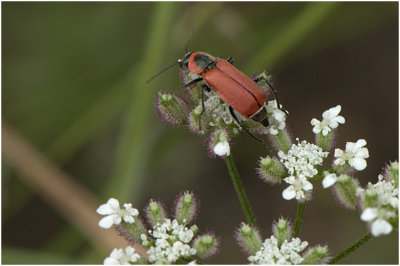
[{"xmin": 178, "ymin": 52, "xmax": 192, "ymax": 70}]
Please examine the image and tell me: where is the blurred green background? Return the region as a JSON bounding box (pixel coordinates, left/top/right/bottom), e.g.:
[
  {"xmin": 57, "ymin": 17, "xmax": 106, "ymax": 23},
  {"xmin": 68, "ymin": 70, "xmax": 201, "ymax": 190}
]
[{"xmin": 2, "ymin": 2, "xmax": 398, "ymax": 264}]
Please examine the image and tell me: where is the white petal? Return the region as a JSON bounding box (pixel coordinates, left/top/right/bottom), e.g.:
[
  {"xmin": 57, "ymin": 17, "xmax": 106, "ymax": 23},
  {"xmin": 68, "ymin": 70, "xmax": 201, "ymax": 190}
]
[
  {"xmin": 123, "ymin": 215, "xmax": 135, "ymax": 224},
  {"xmin": 335, "ymin": 115, "xmax": 345, "ymax": 124},
  {"xmin": 302, "ymin": 180, "xmax": 313, "ymax": 191},
  {"xmin": 99, "ymin": 215, "xmax": 116, "ymax": 229},
  {"xmin": 97, "ymin": 204, "xmax": 115, "ymax": 215},
  {"xmin": 360, "ymin": 208, "xmax": 378, "ymax": 221},
  {"xmin": 322, "ymin": 127, "xmax": 330, "ymax": 136},
  {"xmin": 269, "ymin": 127, "xmax": 278, "ymax": 135},
  {"xmin": 350, "ymin": 157, "xmax": 367, "ymax": 171},
  {"xmin": 354, "ymin": 147, "xmax": 369, "ymax": 158},
  {"xmin": 107, "ymin": 198, "xmax": 121, "ymax": 209},
  {"xmin": 213, "ymin": 141, "xmax": 230, "ymax": 156},
  {"xmin": 334, "ymin": 148, "xmax": 344, "ymax": 157},
  {"xmin": 282, "ymin": 185, "xmax": 297, "ymax": 200},
  {"xmin": 371, "ymin": 219, "xmax": 393, "ymax": 236},
  {"xmin": 355, "ymin": 139, "xmax": 367, "ymax": 148},
  {"xmin": 312, "ymin": 126, "xmax": 321, "ymax": 134},
  {"xmin": 310, "ymin": 118, "xmax": 320, "ymax": 126},
  {"xmin": 274, "ymin": 111, "xmax": 285, "ymax": 122},
  {"xmin": 322, "ymin": 174, "xmax": 337, "ymax": 188},
  {"xmin": 104, "ymin": 257, "xmax": 120, "ymax": 265}
]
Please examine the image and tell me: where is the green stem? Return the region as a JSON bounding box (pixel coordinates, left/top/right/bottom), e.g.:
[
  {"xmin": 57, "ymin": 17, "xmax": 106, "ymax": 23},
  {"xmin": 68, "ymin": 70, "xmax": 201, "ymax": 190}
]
[
  {"xmin": 328, "ymin": 233, "xmax": 372, "ymax": 264},
  {"xmin": 294, "ymin": 203, "xmax": 306, "ymax": 237},
  {"xmin": 224, "ymin": 154, "xmax": 257, "ymax": 227}
]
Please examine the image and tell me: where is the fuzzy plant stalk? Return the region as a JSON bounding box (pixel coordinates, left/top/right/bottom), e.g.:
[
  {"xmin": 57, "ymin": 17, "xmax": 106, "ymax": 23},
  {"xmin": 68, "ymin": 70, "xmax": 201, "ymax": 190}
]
[
  {"xmin": 225, "ymin": 153, "xmax": 257, "ymax": 227},
  {"xmin": 328, "ymin": 233, "xmax": 372, "ymax": 264},
  {"xmin": 294, "ymin": 203, "xmax": 306, "ymax": 237}
]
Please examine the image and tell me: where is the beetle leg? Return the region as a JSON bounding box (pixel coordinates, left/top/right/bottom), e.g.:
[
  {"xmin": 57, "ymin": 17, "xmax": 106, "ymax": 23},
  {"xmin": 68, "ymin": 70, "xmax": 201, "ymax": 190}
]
[
  {"xmin": 198, "ymin": 85, "xmax": 208, "ymax": 130},
  {"xmin": 184, "ymin": 77, "xmax": 203, "ymax": 88},
  {"xmin": 228, "ymin": 106, "xmax": 275, "ymax": 155},
  {"xmin": 227, "ymin": 57, "xmax": 234, "ymax": 64},
  {"xmin": 254, "ymin": 77, "xmax": 289, "ymax": 116}
]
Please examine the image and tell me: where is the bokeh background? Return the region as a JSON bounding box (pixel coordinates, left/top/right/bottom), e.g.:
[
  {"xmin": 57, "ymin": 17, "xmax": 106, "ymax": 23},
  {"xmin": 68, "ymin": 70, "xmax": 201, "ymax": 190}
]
[{"xmin": 2, "ymin": 2, "xmax": 398, "ymax": 264}]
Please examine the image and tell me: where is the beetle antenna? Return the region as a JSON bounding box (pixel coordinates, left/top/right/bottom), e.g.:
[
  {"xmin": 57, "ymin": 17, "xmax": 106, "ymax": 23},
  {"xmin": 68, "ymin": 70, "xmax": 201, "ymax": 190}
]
[{"xmin": 146, "ymin": 61, "xmax": 179, "ymax": 84}]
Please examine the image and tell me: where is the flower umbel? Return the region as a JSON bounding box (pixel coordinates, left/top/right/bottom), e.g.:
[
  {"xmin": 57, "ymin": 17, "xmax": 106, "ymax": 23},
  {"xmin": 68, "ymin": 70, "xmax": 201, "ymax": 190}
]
[
  {"xmin": 97, "ymin": 198, "xmax": 139, "ymax": 229},
  {"xmin": 248, "ymin": 236, "xmax": 309, "ymax": 264},
  {"xmin": 278, "ymin": 140, "xmax": 329, "ymax": 178},
  {"xmin": 146, "ymin": 219, "xmax": 197, "ymax": 263},
  {"xmin": 278, "ymin": 139, "xmax": 328, "ymax": 201},
  {"xmin": 358, "ymin": 174, "xmax": 398, "ymax": 237}
]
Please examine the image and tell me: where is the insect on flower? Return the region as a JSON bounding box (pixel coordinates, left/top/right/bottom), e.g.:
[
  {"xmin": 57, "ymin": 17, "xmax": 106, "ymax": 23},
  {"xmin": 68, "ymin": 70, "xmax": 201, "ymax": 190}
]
[{"xmin": 147, "ymin": 48, "xmax": 288, "ymax": 145}]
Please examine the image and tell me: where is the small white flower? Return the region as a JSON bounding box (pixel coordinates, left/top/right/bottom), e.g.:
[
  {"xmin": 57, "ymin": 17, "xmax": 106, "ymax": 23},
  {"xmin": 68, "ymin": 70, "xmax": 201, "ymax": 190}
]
[
  {"xmin": 311, "ymin": 105, "xmax": 345, "ymax": 136},
  {"xmin": 282, "ymin": 175, "xmax": 313, "ymax": 201},
  {"xmin": 213, "ymin": 141, "xmax": 230, "ymax": 157},
  {"xmin": 248, "ymin": 236, "xmax": 308, "ymax": 264},
  {"xmin": 371, "ymin": 219, "xmax": 393, "ymax": 236},
  {"xmin": 334, "ymin": 139, "xmax": 369, "ymax": 171},
  {"xmin": 104, "ymin": 246, "xmax": 141, "ymax": 265},
  {"xmin": 360, "ymin": 207, "xmax": 378, "ymax": 221},
  {"xmin": 97, "ymin": 198, "xmax": 139, "ymax": 229},
  {"xmin": 266, "ymin": 100, "xmax": 287, "ymax": 135},
  {"xmin": 322, "ymin": 173, "xmax": 338, "ymax": 188}
]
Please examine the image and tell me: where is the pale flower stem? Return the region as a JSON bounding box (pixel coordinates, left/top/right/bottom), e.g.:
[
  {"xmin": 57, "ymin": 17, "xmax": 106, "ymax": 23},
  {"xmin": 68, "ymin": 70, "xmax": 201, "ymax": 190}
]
[
  {"xmin": 294, "ymin": 203, "xmax": 306, "ymax": 237},
  {"xmin": 328, "ymin": 233, "xmax": 372, "ymax": 264},
  {"xmin": 225, "ymin": 154, "xmax": 257, "ymax": 227}
]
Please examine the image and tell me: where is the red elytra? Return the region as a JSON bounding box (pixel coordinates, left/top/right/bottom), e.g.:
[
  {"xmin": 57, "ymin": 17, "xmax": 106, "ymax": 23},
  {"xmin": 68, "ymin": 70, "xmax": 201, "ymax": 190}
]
[{"xmin": 183, "ymin": 51, "xmax": 269, "ymax": 126}]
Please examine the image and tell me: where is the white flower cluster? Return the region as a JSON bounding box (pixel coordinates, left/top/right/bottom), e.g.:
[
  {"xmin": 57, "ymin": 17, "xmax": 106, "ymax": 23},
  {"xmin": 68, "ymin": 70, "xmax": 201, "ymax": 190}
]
[
  {"xmin": 358, "ymin": 175, "xmax": 398, "ymax": 237},
  {"xmin": 334, "ymin": 139, "xmax": 369, "ymax": 171},
  {"xmin": 248, "ymin": 236, "xmax": 308, "ymax": 264},
  {"xmin": 278, "ymin": 140, "xmax": 329, "ymax": 201},
  {"xmin": 97, "ymin": 198, "xmax": 139, "ymax": 229},
  {"xmin": 144, "ymin": 219, "xmax": 197, "ymax": 263},
  {"xmin": 104, "ymin": 246, "xmax": 141, "ymax": 265},
  {"xmin": 266, "ymin": 100, "xmax": 287, "ymax": 135},
  {"xmin": 311, "ymin": 105, "xmax": 345, "ymax": 136}
]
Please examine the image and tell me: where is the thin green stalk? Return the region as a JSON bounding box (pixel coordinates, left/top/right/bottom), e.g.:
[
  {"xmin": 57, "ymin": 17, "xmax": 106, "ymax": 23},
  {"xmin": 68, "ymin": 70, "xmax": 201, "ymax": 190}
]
[
  {"xmin": 328, "ymin": 233, "xmax": 372, "ymax": 264},
  {"xmin": 224, "ymin": 154, "xmax": 257, "ymax": 227},
  {"xmin": 294, "ymin": 202, "xmax": 306, "ymax": 237}
]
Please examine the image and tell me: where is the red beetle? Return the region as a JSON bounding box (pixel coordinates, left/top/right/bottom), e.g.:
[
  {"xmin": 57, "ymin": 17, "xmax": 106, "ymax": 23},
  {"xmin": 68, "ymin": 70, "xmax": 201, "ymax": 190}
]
[
  {"xmin": 148, "ymin": 51, "xmax": 286, "ymax": 134},
  {"xmin": 177, "ymin": 51, "xmax": 277, "ymax": 128}
]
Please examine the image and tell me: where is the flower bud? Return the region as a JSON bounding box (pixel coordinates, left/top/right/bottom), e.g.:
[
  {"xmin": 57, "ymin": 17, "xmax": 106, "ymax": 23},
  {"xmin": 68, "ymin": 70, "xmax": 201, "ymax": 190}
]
[
  {"xmin": 192, "ymin": 233, "xmax": 220, "ymax": 259},
  {"xmin": 174, "ymin": 191, "xmax": 199, "ymax": 224},
  {"xmin": 333, "ymin": 175, "xmax": 360, "ymax": 210},
  {"xmin": 235, "ymin": 223, "xmax": 262, "ymax": 255},
  {"xmin": 155, "ymin": 91, "xmax": 189, "ymax": 126},
  {"xmin": 144, "ymin": 199, "xmax": 168, "ymax": 228},
  {"xmin": 257, "ymin": 156, "xmax": 287, "ymax": 184},
  {"xmin": 205, "ymin": 128, "xmax": 231, "ymax": 158},
  {"xmin": 115, "ymin": 217, "xmax": 147, "ymax": 244},
  {"xmin": 272, "ymin": 218, "xmax": 293, "ymax": 246},
  {"xmin": 267, "ymin": 128, "xmax": 292, "ymax": 153},
  {"xmin": 302, "ymin": 245, "xmax": 329, "ymax": 264},
  {"xmin": 383, "ymin": 161, "xmax": 399, "ymax": 188},
  {"xmin": 187, "ymin": 105, "xmax": 208, "ymax": 134}
]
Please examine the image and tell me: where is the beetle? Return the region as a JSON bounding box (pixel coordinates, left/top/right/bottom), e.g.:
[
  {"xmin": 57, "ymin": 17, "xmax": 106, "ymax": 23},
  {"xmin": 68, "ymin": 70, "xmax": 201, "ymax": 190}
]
[{"xmin": 147, "ymin": 50, "xmax": 286, "ymax": 143}]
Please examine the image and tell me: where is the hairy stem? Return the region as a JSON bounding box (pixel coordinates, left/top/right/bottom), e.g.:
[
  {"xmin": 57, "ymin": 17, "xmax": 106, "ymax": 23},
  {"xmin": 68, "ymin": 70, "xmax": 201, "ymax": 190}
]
[
  {"xmin": 224, "ymin": 154, "xmax": 257, "ymax": 227},
  {"xmin": 328, "ymin": 233, "xmax": 372, "ymax": 264},
  {"xmin": 294, "ymin": 203, "xmax": 306, "ymax": 237}
]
